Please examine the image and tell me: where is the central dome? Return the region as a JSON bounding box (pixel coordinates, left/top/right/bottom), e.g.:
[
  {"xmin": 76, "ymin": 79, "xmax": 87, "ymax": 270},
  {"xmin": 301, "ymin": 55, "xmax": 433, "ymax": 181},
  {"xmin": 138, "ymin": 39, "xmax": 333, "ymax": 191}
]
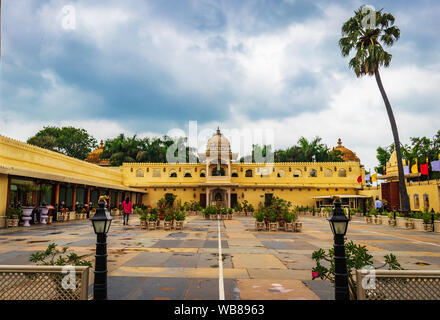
[{"xmin": 206, "ymin": 128, "xmax": 232, "ymax": 158}]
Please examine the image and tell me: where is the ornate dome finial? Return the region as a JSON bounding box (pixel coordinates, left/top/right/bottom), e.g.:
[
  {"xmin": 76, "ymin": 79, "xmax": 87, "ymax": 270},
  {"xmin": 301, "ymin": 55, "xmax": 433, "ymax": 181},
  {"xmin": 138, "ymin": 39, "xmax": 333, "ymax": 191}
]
[
  {"xmin": 216, "ymin": 127, "xmax": 221, "ymax": 135},
  {"xmin": 337, "ymin": 138, "xmax": 342, "ymax": 147},
  {"xmin": 100, "ymin": 140, "xmax": 104, "ymax": 149}
]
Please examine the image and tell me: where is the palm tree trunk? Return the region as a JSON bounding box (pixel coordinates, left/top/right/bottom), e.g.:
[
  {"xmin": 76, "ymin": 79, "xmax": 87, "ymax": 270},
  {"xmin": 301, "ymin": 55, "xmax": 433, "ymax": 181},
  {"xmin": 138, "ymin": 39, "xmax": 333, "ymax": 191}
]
[{"xmin": 374, "ymin": 69, "xmax": 410, "ymax": 214}]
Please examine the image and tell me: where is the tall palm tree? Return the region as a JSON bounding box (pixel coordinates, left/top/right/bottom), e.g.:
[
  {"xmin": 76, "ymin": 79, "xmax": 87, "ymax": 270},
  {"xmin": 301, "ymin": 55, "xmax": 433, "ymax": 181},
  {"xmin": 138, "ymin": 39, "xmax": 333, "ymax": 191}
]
[{"xmin": 339, "ymin": 6, "xmax": 410, "ymax": 212}]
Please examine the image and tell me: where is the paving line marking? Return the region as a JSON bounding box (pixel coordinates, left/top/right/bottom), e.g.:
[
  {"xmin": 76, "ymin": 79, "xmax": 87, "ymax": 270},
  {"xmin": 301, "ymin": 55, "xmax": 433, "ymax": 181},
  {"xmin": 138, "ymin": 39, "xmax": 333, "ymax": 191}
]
[{"xmin": 218, "ymin": 219, "xmax": 225, "ymax": 300}]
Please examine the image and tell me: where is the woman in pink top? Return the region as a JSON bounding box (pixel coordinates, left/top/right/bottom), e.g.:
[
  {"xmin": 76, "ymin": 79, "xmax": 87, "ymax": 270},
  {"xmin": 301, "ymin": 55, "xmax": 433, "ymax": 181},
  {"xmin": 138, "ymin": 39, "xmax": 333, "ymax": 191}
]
[{"xmin": 122, "ymin": 197, "xmax": 132, "ymax": 225}]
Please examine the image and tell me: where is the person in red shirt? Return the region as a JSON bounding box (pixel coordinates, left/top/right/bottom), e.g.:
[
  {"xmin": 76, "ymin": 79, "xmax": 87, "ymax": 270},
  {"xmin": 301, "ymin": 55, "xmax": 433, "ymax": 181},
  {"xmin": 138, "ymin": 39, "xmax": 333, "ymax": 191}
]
[{"xmin": 121, "ymin": 197, "xmax": 132, "ymax": 225}]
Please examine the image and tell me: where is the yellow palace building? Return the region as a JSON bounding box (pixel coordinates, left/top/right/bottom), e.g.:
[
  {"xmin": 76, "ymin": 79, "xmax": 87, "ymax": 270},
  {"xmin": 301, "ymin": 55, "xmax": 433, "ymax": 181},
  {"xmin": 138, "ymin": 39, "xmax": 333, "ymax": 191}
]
[{"xmin": 1, "ymin": 128, "xmax": 439, "ymax": 228}]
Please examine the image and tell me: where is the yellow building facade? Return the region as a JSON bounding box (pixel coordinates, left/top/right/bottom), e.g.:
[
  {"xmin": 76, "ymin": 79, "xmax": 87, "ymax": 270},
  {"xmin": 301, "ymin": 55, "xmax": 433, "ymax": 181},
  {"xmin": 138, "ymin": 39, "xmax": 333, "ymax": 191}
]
[{"xmin": 1, "ymin": 129, "xmax": 439, "ymax": 228}]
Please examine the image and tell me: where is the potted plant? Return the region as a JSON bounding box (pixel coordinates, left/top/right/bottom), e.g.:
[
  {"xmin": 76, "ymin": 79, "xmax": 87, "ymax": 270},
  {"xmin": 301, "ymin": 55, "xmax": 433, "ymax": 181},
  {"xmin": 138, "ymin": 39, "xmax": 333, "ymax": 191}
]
[
  {"xmin": 175, "ymin": 210, "xmax": 186, "ymax": 230},
  {"xmin": 422, "ymin": 210, "xmax": 433, "ymax": 232},
  {"xmin": 38, "ymin": 184, "xmax": 51, "ymax": 224},
  {"xmin": 6, "ymin": 207, "xmax": 21, "ymax": 228},
  {"xmin": 254, "ymin": 211, "xmax": 266, "ymax": 231},
  {"xmin": 227, "ymin": 208, "xmax": 233, "ymax": 220},
  {"xmin": 282, "ymin": 211, "xmax": 295, "ymax": 232},
  {"xmin": 242, "ymin": 200, "xmax": 249, "ymax": 216},
  {"xmin": 387, "ymin": 211, "xmax": 396, "ymax": 226},
  {"xmin": 164, "ymin": 209, "xmax": 174, "ymax": 230},
  {"xmin": 381, "ymin": 211, "xmax": 389, "ymax": 225},
  {"xmin": 18, "ymin": 183, "xmax": 37, "ymax": 227},
  {"xmin": 248, "ymin": 204, "xmax": 255, "ymax": 217},
  {"xmin": 221, "ymin": 207, "xmax": 228, "ymax": 220},
  {"xmin": 396, "ymin": 212, "xmax": 406, "ymax": 228},
  {"xmin": 268, "ymin": 212, "xmax": 278, "ymax": 231},
  {"xmin": 139, "ymin": 211, "xmax": 148, "ymax": 229},
  {"xmin": 148, "ymin": 209, "xmax": 158, "ymax": 230},
  {"xmin": 365, "ymin": 211, "xmax": 372, "ymax": 223},
  {"xmin": 410, "ymin": 211, "xmax": 425, "ymax": 231},
  {"xmin": 233, "ymin": 203, "xmax": 243, "ymax": 215}
]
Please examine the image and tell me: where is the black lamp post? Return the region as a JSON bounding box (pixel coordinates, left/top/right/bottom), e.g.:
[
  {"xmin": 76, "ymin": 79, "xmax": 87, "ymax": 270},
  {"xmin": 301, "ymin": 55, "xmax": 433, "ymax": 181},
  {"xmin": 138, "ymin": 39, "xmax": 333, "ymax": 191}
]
[
  {"xmin": 328, "ymin": 200, "xmax": 350, "ymax": 300},
  {"xmin": 91, "ymin": 200, "xmax": 112, "ymax": 300},
  {"xmin": 431, "ymin": 209, "xmax": 435, "ymax": 232}
]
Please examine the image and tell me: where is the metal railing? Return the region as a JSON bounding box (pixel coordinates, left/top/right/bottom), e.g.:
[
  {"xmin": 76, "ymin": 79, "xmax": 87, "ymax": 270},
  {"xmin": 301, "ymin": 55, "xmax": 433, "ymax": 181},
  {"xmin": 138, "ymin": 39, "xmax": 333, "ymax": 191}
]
[
  {"xmin": 356, "ymin": 270, "xmax": 440, "ymax": 300},
  {"xmin": 0, "ymin": 265, "xmax": 89, "ymax": 300}
]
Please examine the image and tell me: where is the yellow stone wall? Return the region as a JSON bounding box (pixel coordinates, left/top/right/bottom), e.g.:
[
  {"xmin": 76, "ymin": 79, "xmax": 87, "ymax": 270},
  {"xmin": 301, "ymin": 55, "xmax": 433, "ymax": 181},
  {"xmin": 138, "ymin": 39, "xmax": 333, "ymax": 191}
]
[
  {"xmin": 0, "ymin": 174, "xmax": 8, "ymax": 228},
  {"xmin": 123, "ymin": 161, "xmax": 364, "ymax": 208},
  {"xmin": 0, "ymin": 135, "xmax": 124, "ymax": 188},
  {"xmin": 407, "ymin": 182, "xmax": 440, "ymax": 212}
]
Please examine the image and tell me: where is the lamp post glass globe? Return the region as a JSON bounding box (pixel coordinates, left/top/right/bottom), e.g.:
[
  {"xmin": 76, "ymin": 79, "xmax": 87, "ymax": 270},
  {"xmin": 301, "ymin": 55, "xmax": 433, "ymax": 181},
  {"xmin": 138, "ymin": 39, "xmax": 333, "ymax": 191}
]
[
  {"xmin": 328, "ymin": 201, "xmax": 349, "ymax": 236},
  {"xmin": 91, "ymin": 201, "xmax": 112, "ymax": 234}
]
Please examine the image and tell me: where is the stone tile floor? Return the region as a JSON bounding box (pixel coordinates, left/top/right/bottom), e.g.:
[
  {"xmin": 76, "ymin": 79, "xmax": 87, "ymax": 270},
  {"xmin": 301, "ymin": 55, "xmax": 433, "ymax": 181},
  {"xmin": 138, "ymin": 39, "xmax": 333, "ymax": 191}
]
[{"xmin": 1, "ymin": 214, "xmax": 439, "ymax": 300}]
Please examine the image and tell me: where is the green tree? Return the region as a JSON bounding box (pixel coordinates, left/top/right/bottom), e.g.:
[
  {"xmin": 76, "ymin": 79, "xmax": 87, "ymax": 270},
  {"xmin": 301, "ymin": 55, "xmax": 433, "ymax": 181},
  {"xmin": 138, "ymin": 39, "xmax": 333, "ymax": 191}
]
[
  {"xmin": 100, "ymin": 134, "xmax": 144, "ymax": 166},
  {"xmin": 339, "ymin": 6, "xmax": 410, "ymax": 212},
  {"xmin": 27, "ymin": 126, "xmax": 97, "ymax": 160}
]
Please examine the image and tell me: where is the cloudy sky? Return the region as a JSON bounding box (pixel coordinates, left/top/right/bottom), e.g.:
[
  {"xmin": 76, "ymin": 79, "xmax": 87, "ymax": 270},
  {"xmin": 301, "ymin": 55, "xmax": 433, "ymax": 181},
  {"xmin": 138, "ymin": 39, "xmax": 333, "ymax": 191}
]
[{"xmin": 1, "ymin": 0, "xmax": 439, "ymax": 170}]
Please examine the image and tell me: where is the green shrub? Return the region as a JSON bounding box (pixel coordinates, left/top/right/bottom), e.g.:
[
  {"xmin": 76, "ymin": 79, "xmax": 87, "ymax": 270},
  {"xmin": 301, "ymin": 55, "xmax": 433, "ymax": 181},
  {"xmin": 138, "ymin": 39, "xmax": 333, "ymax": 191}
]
[
  {"xmin": 30, "ymin": 243, "xmax": 92, "ymax": 267},
  {"xmin": 312, "ymin": 241, "xmax": 402, "ymax": 300},
  {"xmin": 203, "ymin": 205, "xmax": 217, "ymax": 217},
  {"xmin": 7, "ymin": 207, "xmax": 21, "ymax": 218},
  {"xmin": 175, "ymin": 211, "xmax": 186, "ymax": 221},
  {"xmin": 254, "ymin": 211, "xmax": 265, "ymax": 222}
]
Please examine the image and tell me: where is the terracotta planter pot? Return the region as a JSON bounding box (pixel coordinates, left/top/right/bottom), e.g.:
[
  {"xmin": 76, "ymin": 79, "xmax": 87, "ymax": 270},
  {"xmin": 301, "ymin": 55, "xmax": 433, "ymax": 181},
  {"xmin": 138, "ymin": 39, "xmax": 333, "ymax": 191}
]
[
  {"xmin": 255, "ymin": 221, "xmax": 265, "ymax": 231},
  {"xmin": 295, "ymin": 221, "xmax": 302, "ymax": 232},
  {"xmin": 221, "ymin": 215, "xmax": 228, "ymax": 220},
  {"xmin": 148, "ymin": 221, "xmax": 157, "ymax": 230},
  {"xmin": 424, "ymin": 223, "xmax": 433, "ymax": 232},
  {"xmin": 405, "ymin": 220, "xmax": 414, "ymax": 229},
  {"xmin": 164, "ymin": 221, "xmax": 172, "ymax": 231},
  {"xmin": 365, "ymin": 217, "xmax": 372, "ymax": 223},
  {"xmin": 6, "ymin": 218, "xmax": 19, "ymax": 228},
  {"xmin": 381, "ymin": 216, "xmax": 389, "ymax": 225},
  {"xmin": 435, "ymin": 221, "xmax": 440, "ymax": 233},
  {"xmin": 269, "ymin": 222, "xmax": 278, "ymax": 232},
  {"xmin": 140, "ymin": 221, "xmax": 147, "ymax": 229},
  {"xmin": 412, "ymin": 219, "xmax": 424, "ymax": 231},
  {"xmin": 388, "ymin": 219, "xmax": 396, "ymax": 226},
  {"xmin": 396, "ymin": 217, "xmax": 406, "ymax": 229},
  {"xmin": 227, "ymin": 214, "xmax": 232, "ymax": 220},
  {"xmin": 374, "ymin": 216, "xmax": 382, "ymax": 224},
  {"xmin": 285, "ymin": 222, "xmax": 294, "ymax": 232},
  {"xmin": 175, "ymin": 221, "xmax": 184, "ymax": 230}
]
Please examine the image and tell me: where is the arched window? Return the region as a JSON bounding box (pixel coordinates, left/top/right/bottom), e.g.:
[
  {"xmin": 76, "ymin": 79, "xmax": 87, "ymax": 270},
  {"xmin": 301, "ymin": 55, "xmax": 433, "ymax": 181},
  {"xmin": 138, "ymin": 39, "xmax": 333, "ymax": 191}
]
[
  {"xmin": 184, "ymin": 172, "xmax": 192, "ymax": 178},
  {"xmin": 414, "ymin": 194, "xmax": 420, "ymax": 209},
  {"xmin": 136, "ymin": 169, "xmax": 144, "ymax": 177},
  {"xmin": 423, "ymin": 194, "xmax": 430, "ymax": 209},
  {"xmin": 324, "ymin": 168, "xmax": 333, "ymax": 177},
  {"xmin": 200, "ymin": 170, "xmax": 206, "ymax": 178},
  {"xmin": 309, "ymin": 169, "xmax": 317, "ymax": 177},
  {"xmin": 212, "ymin": 167, "xmax": 225, "ymax": 176},
  {"xmin": 338, "ymin": 168, "xmax": 347, "ymax": 177},
  {"xmin": 169, "ymin": 170, "xmax": 177, "ymax": 178},
  {"xmin": 231, "ymin": 171, "xmax": 238, "ymax": 177},
  {"xmin": 293, "ymin": 169, "xmax": 302, "ymax": 178},
  {"xmin": 245, "ymin": 169, "xmax": 253, "ymax": 177}
]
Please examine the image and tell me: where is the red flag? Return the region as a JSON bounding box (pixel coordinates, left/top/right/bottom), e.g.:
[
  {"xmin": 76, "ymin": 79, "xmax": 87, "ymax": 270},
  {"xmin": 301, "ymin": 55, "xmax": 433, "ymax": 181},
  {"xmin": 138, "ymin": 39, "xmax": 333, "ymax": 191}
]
[
  {"xmin": 357, "ymin": 175, "xmax": 362, "ymax": 183},
  {"xmin": 420, "ymin": 163, "xmax": 429, "ymax": 175}
]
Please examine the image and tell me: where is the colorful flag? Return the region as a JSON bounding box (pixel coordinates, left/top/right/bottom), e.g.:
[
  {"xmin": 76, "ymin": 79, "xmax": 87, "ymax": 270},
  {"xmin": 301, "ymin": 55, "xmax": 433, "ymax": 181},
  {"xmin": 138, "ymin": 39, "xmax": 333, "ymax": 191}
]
[
  {"xmin": 420, "ymin": 163, "xmax": 429, "ymax": 175},
  {"xmin": 365, "ymin": 173, "xmax": 371, "ymax": 182},
  {"xmin": 403, "ymin": 165, "xmax": 410, "ymax": 175},
  {"xmin": 411, "ymin": 159, "xmax": 419, "ymax": 174},
  {"xmin": 357, "ymin": 175, "xmax": 362, "ymax": 183},
  {"xmin": 432, "ymin": 160, "xmax": 440, "ymax": 172},
  {"xmin": 371, "ymin": 172, "xmax": 377, "ymax": 182}
]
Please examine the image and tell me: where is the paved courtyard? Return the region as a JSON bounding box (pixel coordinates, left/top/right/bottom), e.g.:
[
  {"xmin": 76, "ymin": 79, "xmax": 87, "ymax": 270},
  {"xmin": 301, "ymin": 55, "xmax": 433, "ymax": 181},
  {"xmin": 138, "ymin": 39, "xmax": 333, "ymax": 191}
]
[{"xmin": 1, "ymin": 214, "xmax": 440, "ymax": 300}]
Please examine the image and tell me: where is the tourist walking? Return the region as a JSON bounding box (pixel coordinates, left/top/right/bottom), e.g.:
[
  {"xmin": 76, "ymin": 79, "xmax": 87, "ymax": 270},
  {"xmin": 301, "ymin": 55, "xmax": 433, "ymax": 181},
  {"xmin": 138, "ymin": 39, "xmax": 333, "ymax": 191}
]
[
  {"xmin": 122, "ymin": 197, "xmax": 132, "ymax": 225},
  {"xmin": 375, "ymin": 197, "xmax": 383, "ymax": 213}
]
